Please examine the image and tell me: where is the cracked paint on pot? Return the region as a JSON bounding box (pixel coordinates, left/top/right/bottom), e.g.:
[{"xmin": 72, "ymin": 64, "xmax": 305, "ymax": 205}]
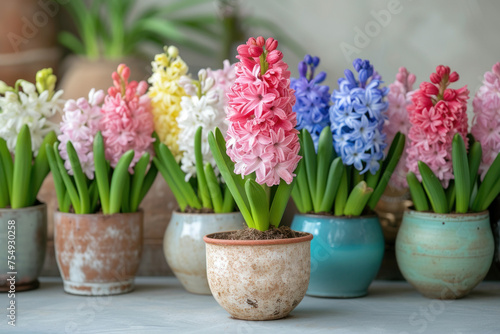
[{"xmin": 54, "ymin": 211, "xmax": 143, "ymax": 296}]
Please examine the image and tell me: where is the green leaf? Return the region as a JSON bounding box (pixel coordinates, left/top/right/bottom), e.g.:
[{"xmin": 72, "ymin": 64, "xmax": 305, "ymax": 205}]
[
  {"xmin": 54, "ymin": 142, "xmax": 81, "ymax": 214},
  {"xmin": 121, "ymin": 174, "xmax": 131, "ymax": 213},
  {"xmin": 472, "ymin": 150, "xmax": 500, "ymax": 211},
  {"xmin": 208, "ymin": 129, "xmax": 254, "ymax": 227},
  {"xmin": 89, "ymin": 180, "xmax": 99, "ymax": 213},
  {"xmin": 245, "ymin": 179, "xmax": 269, "ymax": 231},
  {"xmin": 334, "ymin": 168, "xmax": 348, "ymax": 216},
  {"xmin": 468, "ymin": 141, "xmax": 482, "ymax": 195},
  {"xmin": 57, "ymin": 31, "xmax": 85, "ymax": 55},
  {"xmin": 406, "ymin": 172, "xmax": 429, "ymax": 212},
  {"xmin": 344, "ymin": 181, "xmax": 373, "ymax": 216},
  {"xmin": 452, "ymin": 134, "xmax": 470, "ymax": 213},
  {"xmin": 94, "ymin": 132, "xmax": 110, "ymax": 214},
  {"xmin": 67, "ymin": 141, "xmax": 90, "ymax": 213},
  {"xmin": 11, "ymin": 125, "xmax": 32, "ymax": 209},
  {"xmin": 158, "ymin": 143, "xmax": 202, "ymax": 209},
  {"xmin": 138, "ymin": 163, "xmax": 158, "ymax": 206},
  {"xmin": 368, "ymin": 133, "xmax": 406, "ymax": 210},
  {"xmin": 319, "ymin": 157, "xmax": 344, "ymax": 213},
  {"xmin": 0, "ymin": 139, "xmax": 13, "ymax": 199},
  {"xmin": 0, "ymin": 151, "xmax": 9, "ymax": 208},
  {"xmin": 109, "ymin": 150, "xmax": 134, "ymax": 214},
  {"xmin": 195, "ymin": 127, "xmax": 212, "ymax": 209},
  {"xmin": 130, "ymin": 153, "xmax": 150, "ymax": 212},
  {"xmin": 315, "ymin": 126, "xmax": 333, "ymax": 210},
  {"xmin": 153, "ymin": 157, "xmax": 188, "ymax": 211},
  {"xmin": 204, "ymin": 163, "xmax": 223, "ymax": 213},
  {"xmin": 269, "ymin": 178, "xmax": 296, "ymax": 228},
  {"xmin": 222, "ymin": 185, "xmax": 235, "ymax": 213},
  {"xmin": 29, "ymin": 131, "xmax": 57, "ymax": 205},
  {"xmin": 294, "ymin": 137, "xmax": 312, "ymax": 212},
  {"xmin": 302, "ymin": 129, "xmax": 318, "ymax": 211},
  {"xmin": 418, "ymin": 161, "xmax": 448, "ymax": 214},
  {"xmin": 446, "ymin": 181, "xmax": 456, "ymax": 212},
  {"xmin": 45, "ymin": 143, "xmax": 67, "ymax": 212}
]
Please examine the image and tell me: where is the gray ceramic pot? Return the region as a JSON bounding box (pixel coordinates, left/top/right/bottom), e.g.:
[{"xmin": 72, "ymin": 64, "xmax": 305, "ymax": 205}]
[{"xmin": 0, "ymin": 204, "xmax": 47, "ymax": 292}]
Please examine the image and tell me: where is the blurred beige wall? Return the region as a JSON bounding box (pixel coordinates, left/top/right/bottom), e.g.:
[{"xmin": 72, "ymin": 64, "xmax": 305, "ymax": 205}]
[{"xmin": 139, "ymin": 0, "xmax": 498, "ymax": 118}]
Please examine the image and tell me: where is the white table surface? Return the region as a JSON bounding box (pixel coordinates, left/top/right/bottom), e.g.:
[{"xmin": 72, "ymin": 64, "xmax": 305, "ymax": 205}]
[{"xmin": 1, "ymin": 277, "xmax": 499, "ymax": 334}]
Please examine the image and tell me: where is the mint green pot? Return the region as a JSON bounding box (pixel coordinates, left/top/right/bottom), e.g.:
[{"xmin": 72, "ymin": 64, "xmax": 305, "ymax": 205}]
[
  {"xmin": 396, "ymin": 210, "xmax": 494, "ymax": 299},
  {"xmin": 0, "ymin": 204, "xmax": 47, "ymax": 292}
]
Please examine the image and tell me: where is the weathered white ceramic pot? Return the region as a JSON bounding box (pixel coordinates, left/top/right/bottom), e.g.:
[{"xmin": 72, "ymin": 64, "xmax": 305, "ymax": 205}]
[
  {"xmin": 54, "ymin": 210, "xmax": 143, "ymax": 296},
  {"xmin": 204, "ymin": 232, "xmax": 313, "ymax": 320},
  {"xmin": 164, "ymin": 211, "xmax": 245, "ymax": 294}
]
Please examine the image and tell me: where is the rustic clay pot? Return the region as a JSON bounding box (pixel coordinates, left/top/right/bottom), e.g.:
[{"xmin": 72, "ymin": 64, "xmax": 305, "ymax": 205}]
[
  {"xmin": 204, "ymin": 232, "xmax": 313, "ymax": 321},
  {"xmin": 54, "ymin": 211, "xmax": 143, "ymax": 296},
  {"xmin": 164, "ymin": 211, "xmax": 245, "ymax": 294},
  {"xmin": 396, "ymin": 210, "xmax": 494, "ymax": 299},
  {"xmin": 0, "ymin": 204, "xmax": 47, "ymax": 291}
]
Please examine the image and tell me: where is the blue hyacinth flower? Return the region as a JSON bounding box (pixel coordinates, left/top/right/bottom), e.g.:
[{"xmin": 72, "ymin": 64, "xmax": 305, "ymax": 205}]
[
  {"xmin": 291, "ymin": 55, "xmax": 331, "ymax": 149},
  {"xmin": 329, "ymin": 58, "xmax": 389, "ymax": 175}
]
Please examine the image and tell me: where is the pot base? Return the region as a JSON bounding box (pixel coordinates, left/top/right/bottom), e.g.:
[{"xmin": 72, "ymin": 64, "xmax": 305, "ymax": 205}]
[
  {"xmin": 0, "ymin": 279, "xmax": 40, "ymax": 292},
  {"xmin": 306, "ymin": 289, "xmax": 367, "ymax": 298},
  {"xmin": 175, "ymin": 273, "xmax": 211, "ymax": 295},
  {"xmin": 62, "ymin": 279, "xmax": 135, "ymax": 296}
]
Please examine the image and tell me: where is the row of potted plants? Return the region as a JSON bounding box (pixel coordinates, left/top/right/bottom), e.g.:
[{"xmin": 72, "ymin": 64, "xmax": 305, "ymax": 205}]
[{"xmin": 1, "ymin": 37, "xmax": 500, "ymax": 321}]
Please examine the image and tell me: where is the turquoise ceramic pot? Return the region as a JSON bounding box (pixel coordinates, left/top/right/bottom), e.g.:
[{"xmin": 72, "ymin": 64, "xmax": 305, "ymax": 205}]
[
  {"xmin": 396, "ymin": 210, "xmax": 494, "ymax": 299},
  {"xmin": 291, "ymin": 214, "xmax": 385, "ymax": 298}
]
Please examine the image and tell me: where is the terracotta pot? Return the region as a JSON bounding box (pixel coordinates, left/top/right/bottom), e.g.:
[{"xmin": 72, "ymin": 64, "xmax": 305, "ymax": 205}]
[
  {"xmin": 0, "ymin": 203, "xmax": 47, "ymax": 292},
  {"xmin": 204, "ymin": 232, "xmax": 313, "ymax": 321},
  {"xmin": 164, "ymin": 211, "xmax": 245, "ymax": 294},
  {"xmin": 54, "ymin": 211, "xmax": 143, "ymax": 296},
  {"xmin": 396, "ymin": 210, "xmax": 494, "ymax": 299},
  {"xmin": 290, "ymin": 214, "xmax": 385, "ymax": 298}
]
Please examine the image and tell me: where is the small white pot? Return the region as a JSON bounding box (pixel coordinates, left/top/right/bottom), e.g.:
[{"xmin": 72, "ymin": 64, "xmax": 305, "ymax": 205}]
[{"xmin": 164, "ymin": 211, "xmax": 245, "ymax": 294}]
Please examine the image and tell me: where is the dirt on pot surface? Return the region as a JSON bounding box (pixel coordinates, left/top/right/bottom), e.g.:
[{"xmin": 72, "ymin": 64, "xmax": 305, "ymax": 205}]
[{"xmin": 211, "ymin": 226, "xmax": 308, "ymax": 240}]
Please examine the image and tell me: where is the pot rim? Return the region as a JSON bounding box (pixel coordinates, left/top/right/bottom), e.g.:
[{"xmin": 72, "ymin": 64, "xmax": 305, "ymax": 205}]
[
  {"xmin": 0, "ymin": 202, "xmax": 47, "ymax": 213},
  {"xmin": 204, "ymin": 230, "xmax": 313, "ymax": 246},
  {"xmin": 172, "ymin": 210, "xmax": 242, "ymax": 217},
  {"xmin": 54, "ymin": 208, "xmax": 144, "ymax": 218},
  {"xmin": 294, "ymin": 213, "xmax": 378, "ymax": 219},
  {"xmin": 404, "ymin": 208, "xmax": 489, "ymax": 219}
]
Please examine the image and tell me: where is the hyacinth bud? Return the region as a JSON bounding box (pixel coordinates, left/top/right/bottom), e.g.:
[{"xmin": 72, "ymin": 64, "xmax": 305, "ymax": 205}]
[
  {"xmin": 436, "ymin": 65, "xmax": 450, "ymax": 78},
  {"xmin": 112, "ymin": 72, "xmax": 120, "ymax": 84},
  {"xmin": 198, "ymin": 69, "xmax": 207, "ymax": 83},
  {"xmin": 430, "ymin": 73, "xmax": 441, "ymax": 84},
  {"xmin": 442, "ymin": 89, "xmax": 456, "ymax": 101},
  {"xmin": 304, "ymin": 54, "xmax": 313, "ymax": 65},
  {"xmin": 237, "ymin": 44, "xmax": 250, "ymax": 57},
  {"xmin": 298, "ymin": 61, "xmax": 307, "ymax": 78},
  {"xmin": 312, "ymin": 71, "xmax": 327, "ymax": 84},
  {"xmin": 312, "ymin": 56, "xmax": 320, "ymax": 67},
  {"xmin": 248, "ymin": 45, "xmax": 263, "ymax": 57},
  {"xmin": 265, "ymin": 37, "xmax": 278, "ymax": 51},
  {"xmin": 247, "ymin": 37, "xmax": 257, "ymax": 45},
  {"xmin": 266, "ymin": 50, "xmax": 283, "ymax": 65},
  {"xmin": 167, "ymin": 45, "xmax": 179, "ymax": 58},
  {"xmin": 256, "ymin": 36, "xmax": 265, "ymax": 47},
  {"xmin": 0, "ymin": 81, "xmax": 11, "ymax": 94},
  {"xmin": 448, "ymin": 71, "xmax": 459, "ymax": 83},
  {"xmin": 407, "ymin": 73, "xmax": 417, "ymax": 87},
  {"xmin": 420, "ymin": 82, "xmax": 439, "ymax": 95},
  {"xmin": 493, "ymin": 62, "xmax": 500, "ymax": 76}
]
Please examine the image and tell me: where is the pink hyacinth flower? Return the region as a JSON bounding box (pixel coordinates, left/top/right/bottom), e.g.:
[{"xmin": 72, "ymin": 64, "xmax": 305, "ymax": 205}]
[{"xmin": 226, "ymin": 37, "xmax": 300, "ymax": 186}]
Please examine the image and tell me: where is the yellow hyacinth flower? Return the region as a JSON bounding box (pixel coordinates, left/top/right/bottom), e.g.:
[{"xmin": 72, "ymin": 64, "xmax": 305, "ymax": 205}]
[{"xmin": 148, "ymin": 46, "xmax": 189, "ymax": 160}]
